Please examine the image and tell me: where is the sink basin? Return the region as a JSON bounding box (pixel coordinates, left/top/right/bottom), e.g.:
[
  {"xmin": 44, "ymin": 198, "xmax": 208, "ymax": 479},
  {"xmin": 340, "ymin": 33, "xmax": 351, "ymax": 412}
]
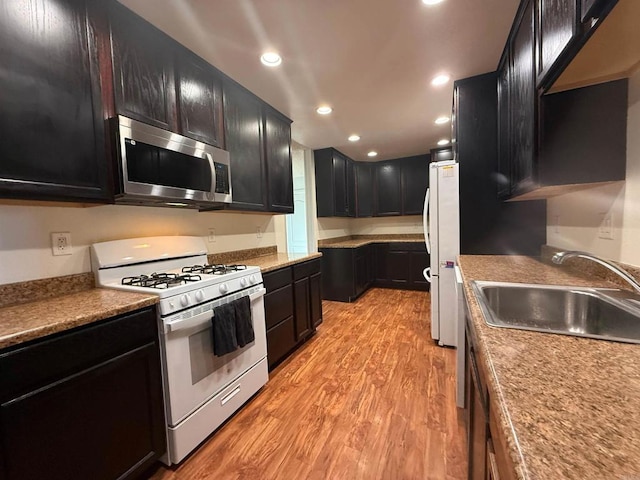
[{"xmin": 471, "ymin": 281, "xmax": 640, "ymax": 344}]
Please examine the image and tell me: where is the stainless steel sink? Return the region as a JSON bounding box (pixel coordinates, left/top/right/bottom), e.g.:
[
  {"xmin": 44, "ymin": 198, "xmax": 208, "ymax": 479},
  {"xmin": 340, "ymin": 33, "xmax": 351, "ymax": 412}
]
[{"xmin": 471, "ymin": 281, "xmax": 640, "ymax": 344}]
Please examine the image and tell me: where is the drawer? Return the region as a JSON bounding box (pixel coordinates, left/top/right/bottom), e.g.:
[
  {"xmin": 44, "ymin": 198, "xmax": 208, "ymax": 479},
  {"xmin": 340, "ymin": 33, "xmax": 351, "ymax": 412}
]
[
  {"xmin": 388, "ymin": 242, "xmax": 425, "ymax": 252},
  {"xmin": 0, "ymin": 306, "xmax": 157, "ymax": 401},
  {"xmin": 266, "ymin": 316, "xmax": 296, "ymax": 368},
  {"xmin": 263, "ymin": 267, "xmax": 292, "ymax": 292},
  {"xmin": 293, "ymin": 258, "xmax": 321, "ymax": 280},
  {"xmin": 264, "ymin": 285, "xmax": 294, "ymax": 329},
  {"xmin": 167, "ymin": 357, "xmax": 268, "ymax": 464}
]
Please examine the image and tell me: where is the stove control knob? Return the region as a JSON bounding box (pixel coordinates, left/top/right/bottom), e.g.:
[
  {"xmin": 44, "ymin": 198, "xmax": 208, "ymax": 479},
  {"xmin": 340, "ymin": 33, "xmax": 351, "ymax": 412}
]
[
  {"xmin": 180, "ymin": 294, "xmax": 189, "ymax": 307},
  {"xmin": 169, "ymin": 301, "xmax": 175, "ymax": 309},
  {"xmin": 219, "ymin": 283, "xmax": 229, "ymax": 294},
  {"xmin": 195, "ymin": 289, "xmax": 204, "ymax": 302},
  {"xmin": 240, "ymin": 278, "xmax": 248, "ymax": 288},
  {"xmin": 249, "ymin": 274, "xmax": 257, "ymax": 285}
]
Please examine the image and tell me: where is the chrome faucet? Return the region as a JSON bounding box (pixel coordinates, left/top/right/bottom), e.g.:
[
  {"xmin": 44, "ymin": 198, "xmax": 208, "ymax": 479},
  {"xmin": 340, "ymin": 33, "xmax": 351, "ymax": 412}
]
[{"xmin": 552, "ymin": 251, "xmax": 640, "ymax": 295}]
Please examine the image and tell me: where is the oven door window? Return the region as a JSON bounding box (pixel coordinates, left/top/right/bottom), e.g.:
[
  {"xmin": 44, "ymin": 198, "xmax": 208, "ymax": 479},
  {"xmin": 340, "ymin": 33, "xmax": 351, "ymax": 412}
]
[{"xmin": 125, "ymin": 139, "xmax": 212, "ymax": 192}]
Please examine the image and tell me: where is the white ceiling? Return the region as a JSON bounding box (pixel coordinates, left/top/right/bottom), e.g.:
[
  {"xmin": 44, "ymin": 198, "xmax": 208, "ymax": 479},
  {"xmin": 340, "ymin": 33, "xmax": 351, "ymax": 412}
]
[{"xmin": 119, "ymin": 0, "xmax": 519, "ymax": 161}]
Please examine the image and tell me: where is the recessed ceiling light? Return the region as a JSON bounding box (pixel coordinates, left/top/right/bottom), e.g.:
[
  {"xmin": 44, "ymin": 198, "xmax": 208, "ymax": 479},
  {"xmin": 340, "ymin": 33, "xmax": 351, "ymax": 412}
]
[
  {"xmin": 260, "ymin": 52, "xmax": 282, "ymax": 67},
  {"xmin": 348, "ymin": 135, "xmax": 361, "ymax": 142},
  {"xmin": 435, "ymin": 116, "xmax": 450, "ymax": 124},
  {"xmin": 367, "ymin": 151, "xmax": 378, "ymax": 157},
  {"xmin": 422, "ymin": 0, "xmax": 445, "ymax": 4},
  {"xmin": 316, "ymin": 106, "xmax": 333, "ymax": 115},
  {"xmin": 437, "ymin": 139, "xmax": 450, "ymax": 146},
  {"xmin": 431, "ymin": 74, "xmax": 450, "ymax": 86}
]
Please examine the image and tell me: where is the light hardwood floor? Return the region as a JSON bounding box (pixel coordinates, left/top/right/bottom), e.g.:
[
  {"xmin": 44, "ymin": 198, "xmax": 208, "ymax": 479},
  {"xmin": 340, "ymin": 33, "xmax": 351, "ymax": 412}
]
[{"xmin": 148, "ymin": 288, "xmax": 467, "ymax": 480}]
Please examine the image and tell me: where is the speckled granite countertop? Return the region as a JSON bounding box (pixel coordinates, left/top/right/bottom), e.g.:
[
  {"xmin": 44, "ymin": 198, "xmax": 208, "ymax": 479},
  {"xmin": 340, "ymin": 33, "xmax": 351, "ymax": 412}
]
[
  {"xmin": 319, "ymin": 234, "xmax": 425, "ymax": 248},
  {"xmin": 0, "ymin": 289, "xmax": 158, "ymax": 350},
  {"xmin": 240, "ymin": 252, "xmax": 322, "ymax": 273},
  {"xmin": 458, "ymin": 255, "xmax": 640, "ymax": 480}
]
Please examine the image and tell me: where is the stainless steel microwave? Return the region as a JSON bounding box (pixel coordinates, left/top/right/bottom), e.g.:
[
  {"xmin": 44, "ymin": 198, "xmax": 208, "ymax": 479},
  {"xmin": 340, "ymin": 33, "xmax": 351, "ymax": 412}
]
[{"xmin": 113, "ymin": 115, "xmax": 232, "ymax": 207}]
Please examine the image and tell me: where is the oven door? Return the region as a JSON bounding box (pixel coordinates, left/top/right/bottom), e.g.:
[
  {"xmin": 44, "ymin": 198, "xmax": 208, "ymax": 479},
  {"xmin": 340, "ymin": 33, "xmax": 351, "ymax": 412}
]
[{"xmin": 161, "ymin": 286, "xmax": 267, "ymax": 426}]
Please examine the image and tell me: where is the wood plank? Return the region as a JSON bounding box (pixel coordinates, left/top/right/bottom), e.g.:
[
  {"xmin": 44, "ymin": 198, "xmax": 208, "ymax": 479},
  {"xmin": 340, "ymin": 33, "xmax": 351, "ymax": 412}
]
[{"xmin": 147, "ymin": 288, "xmax": 467, "ymax": 480}]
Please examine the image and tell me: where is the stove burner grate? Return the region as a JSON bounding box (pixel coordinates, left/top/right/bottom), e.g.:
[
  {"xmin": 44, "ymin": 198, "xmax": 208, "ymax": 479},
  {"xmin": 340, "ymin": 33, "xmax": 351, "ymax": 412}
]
[
  {"xmin": 181, "ymin": 264, "xmax": 247, "ymax": 275},
  {"xmin": 121, "ymin": 272, "xmax": 202, "ymax": 289}
]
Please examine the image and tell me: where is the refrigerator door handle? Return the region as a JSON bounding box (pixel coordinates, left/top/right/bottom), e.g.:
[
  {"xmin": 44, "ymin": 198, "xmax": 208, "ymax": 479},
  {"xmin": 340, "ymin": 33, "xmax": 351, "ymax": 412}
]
[
  {"xmin": 423, "ymin": 267, "xmax": 431, "ymax": 283},
  {"xmin": 423, "ymin": 187, "xmax": 430, "ymax": 254}
]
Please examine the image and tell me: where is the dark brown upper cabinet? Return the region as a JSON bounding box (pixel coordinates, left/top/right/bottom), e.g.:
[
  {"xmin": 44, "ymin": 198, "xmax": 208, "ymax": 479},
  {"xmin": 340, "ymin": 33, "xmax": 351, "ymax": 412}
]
[
  {"xmin": 536, "ymin": 0, "xmax": 579, "ymax": 87},
  {"xmin": 497, "ymin": 55, "xmax": 512, "ymax": 200},
  {"xmin": 264, "ymin": 107, "xmax": 294, "ymax": 213},
  {"xmin": 0, "ymin": 0, "xmax": 111, "ymax": 203},
  {"xmin": 509, "ymin": 0, "xmax": 536, "ymax": 197},
  {"xmin": 355, "ymin": 163, "xmax": 373, "ymax": 217},
  {"xmin": 430, "ymin": 146, "xmax": 454, "ymax": 163},
  {"xmin": 314, "ymin": 148, "xmax": 355, "ymax": 218},
  {"xmin": 374, "ymin": 161, "xmax": 402, "ymax": 216},
  {"xmin": 400, "ymin": 155, "xmax": 429, "ymax": 215},
  {"xmin": 176, "ymin": 49, "xmax": 224, "ymax": 148},
  {"xmin": 223, "ymin": 81, "xmax": 267, "ymax": 212},
  {"xmin": 109, "ymin": 1, "xmax": 177, "ymax": 131}
]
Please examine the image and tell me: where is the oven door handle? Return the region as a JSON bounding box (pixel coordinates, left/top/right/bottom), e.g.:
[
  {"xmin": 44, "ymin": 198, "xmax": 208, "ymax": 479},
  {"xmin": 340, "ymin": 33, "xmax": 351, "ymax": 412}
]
[{"xmin": 165, "ymin": 287, "xmax": 265, "ymax": 333}]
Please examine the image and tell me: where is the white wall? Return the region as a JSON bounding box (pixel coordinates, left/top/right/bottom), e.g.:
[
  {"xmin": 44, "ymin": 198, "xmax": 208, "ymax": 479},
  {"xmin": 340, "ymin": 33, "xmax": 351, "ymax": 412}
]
[
  {"xmin": 0, "ymin": 204, "xmax": 276, "ymax": 284},
  {"xmin": 547, "ymin": 70, "xmax": 640, "ymax": 267},
  {"xmin": 351, "ymin": 216, "xmax": 423, "ymax": 235},
  {"xmin": 316, "ymin": 217, "xmax": 352, "ymax": 240}
]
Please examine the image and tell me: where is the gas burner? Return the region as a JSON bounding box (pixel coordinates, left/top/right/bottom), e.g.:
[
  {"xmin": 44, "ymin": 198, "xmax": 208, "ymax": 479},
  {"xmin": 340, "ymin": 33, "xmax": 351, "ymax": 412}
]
[
  {"xmin": 121, "ymin": 272, "xmax": 202, "ymax": 289},
  {"xmin": 182, "ymin": 264, "xmax": 247, "ymax": 275}
]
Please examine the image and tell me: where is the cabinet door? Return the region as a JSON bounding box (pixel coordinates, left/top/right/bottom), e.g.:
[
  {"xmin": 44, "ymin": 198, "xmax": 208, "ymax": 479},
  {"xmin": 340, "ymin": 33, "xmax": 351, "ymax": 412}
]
[
  {"xmin": 375, "ymin": 162, "xmax": 402, "ymax": 216},
  {"xmin": 264, "ymin": 108, "xmax": 294, "ymax": 213},
  {"xmin": 510, "ymin": 0, "xmax": 536, "ymax": 195},
  {"xmin": 0, "ymin": 344, "xmax": 164, "ymax": 480},
  {"xmin": 375, "ymin": 243, "xmax": 390, "ymax": 284},
  {"xmin": 430, "ymin": 147, "xmax": 454, "ymax": 163},
  {"xmin": 409, "ymin": 251, "xmax": 430, "ymax": 290},
  {"xmin": 537, "ymin": 0, "xmax": 578, "ymax": 85},
  {"xmin": 110, "ymin": 2, "xmax": 176, "ymax": 130},
  {"xmin": 497, "ymin": 58, "xmax": 512, "ymax": 199},
  {"xmin": 224, "ymin": 82, "xmax": 267, "ymax": 211},
  {"xmin": 0, "ymin": 0, "xmax": 110, "ymax": 202},
  {"xmin": 309, "ymin": 272, "xmax": 323, "ymax": 328},
  {"xmin": 355, "ymin": 163, "xmax": 373, "ymax": 217},
  {"xmin": 387, "ymin": 251, "xmax": 410, "ymax": 286},
  {"xmin": 355, "ymin": 251, "xmax": 369, "ymax": 297},
  {"xmin": 346, "ymin": 159, "xmax": 356, "ymax": 217},
  {"xmin": 293, "ymin": 277, "xmax": 312, "ymax": 341},
  {"xmin": 467, "ymin": 328, "xmax": 489, "ymax": 480},
  {"xmin": 401, "ymin": 156, "xmax": 429, "ymax": 215},
  {"xmin": 332, "ymin": 152, "xmax": 348, "ymax": 216},
  {"xmin": 176, "ymin": 50, "xmax": 224, "ymax": 147}
]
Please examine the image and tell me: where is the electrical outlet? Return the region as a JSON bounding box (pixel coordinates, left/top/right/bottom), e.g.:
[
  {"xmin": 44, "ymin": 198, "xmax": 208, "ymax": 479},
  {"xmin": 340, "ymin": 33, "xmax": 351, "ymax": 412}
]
[
  {"xmin": 51, "ymin": 232, "xmax": 72, "ymax": 256},
  {"xmin": 598, "ymin": 213, "xmax": 614, "ymax": 240},
  {"xmin": 257, "ymin": 227, "xmax": 263, "ymax": 239},
  {"xmin": 208, "ymin": 228, "xmax": 216, "ymax": 243}
]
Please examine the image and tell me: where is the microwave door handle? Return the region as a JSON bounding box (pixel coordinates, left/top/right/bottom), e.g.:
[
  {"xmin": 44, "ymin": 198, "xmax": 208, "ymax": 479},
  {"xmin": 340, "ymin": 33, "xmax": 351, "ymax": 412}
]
[{"xmin": 204, "ymin": 152, "xmax": 216, "ymax": 197}]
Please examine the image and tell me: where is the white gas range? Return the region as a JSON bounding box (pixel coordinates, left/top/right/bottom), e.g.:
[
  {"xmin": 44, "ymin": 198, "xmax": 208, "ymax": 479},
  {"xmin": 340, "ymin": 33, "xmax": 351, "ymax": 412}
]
[{"xmin": 91, "ymin": 236, "xmax": 268, "ymax": 465}]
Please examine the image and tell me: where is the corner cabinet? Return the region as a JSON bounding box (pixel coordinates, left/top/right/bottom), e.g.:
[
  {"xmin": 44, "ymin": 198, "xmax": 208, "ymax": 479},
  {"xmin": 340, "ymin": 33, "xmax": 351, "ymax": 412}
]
[
  {"xmin": 374, "ymin": 161, "xmax": 402, "ymax": 216},
  {"xmin": 0, "ymin": 306, "xmax": 166, "ymax": 480},
  {"xmin": 400, "ymin": 155, "xmax": 430, "ymax": 215},
  {"xmin": 0, "ymin": 0, "xmax": 111, "ymax": 203},
  {"xmin": 355, "ymin": 163, "xmax": 374, "ymax": 217}
]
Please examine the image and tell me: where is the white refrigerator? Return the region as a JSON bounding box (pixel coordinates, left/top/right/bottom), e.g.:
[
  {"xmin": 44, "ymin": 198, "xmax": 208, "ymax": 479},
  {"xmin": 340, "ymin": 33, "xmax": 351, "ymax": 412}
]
[{"xmin": 423, "ymin": 160, "xmax": 460, "ymax": 347}]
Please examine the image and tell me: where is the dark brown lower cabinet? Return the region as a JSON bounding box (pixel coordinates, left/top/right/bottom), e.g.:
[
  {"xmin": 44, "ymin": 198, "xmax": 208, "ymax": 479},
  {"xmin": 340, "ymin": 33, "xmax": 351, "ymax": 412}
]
[
  {"xmin": 466, "ymin": 318, "xmax": 517, "ymax": 480},
  {"xmin": 0, "ymin": 307, "xmax": 166, "ymax": 480},
  {"xmin": 320, "ymin": 242, "xmax": 429, "ymax": 302},
  {"xmin": 263, "ymin": 259, "xmax": 322, "ymax": 369}
]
